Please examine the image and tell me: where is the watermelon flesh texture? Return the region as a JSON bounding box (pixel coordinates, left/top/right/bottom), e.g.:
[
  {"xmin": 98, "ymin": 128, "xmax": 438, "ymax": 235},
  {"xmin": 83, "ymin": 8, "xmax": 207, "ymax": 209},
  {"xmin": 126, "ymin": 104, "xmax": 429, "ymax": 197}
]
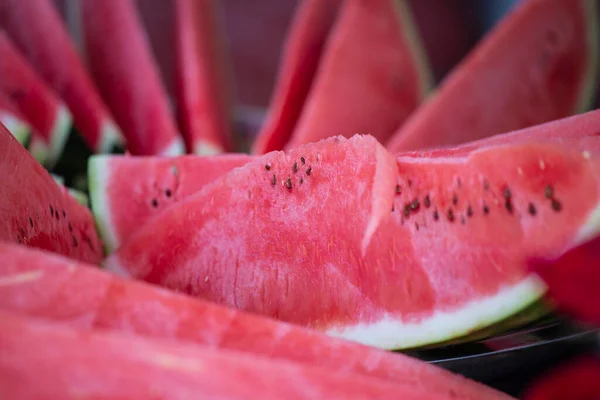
[
  {"xmin": 252, "ymin": 0, "xmax": 342, "ymax": 155},
  {"xmin": 0, "ymin": 92, "xmax": 31, "ymax": 145},
  {"xmin": 105, "ymin": 135, "xmax": 600, "ymax": 349},
  {"xmin": 89, "ymin": 153, "xmax": 254, "ymax": 253},
  {"xmin": 386, "ymin": 0, "xmax": 599, "ymax": 153},
  {"xmin": 0, "ymin": 31, "xmax": 72, "ymax": 167},
  {"xmin": 284, "ymin": 0, "xmax": 432, "ymax": 151},
  {"xmin": 0, "ymin": 0, "xmax": 124, "ymax": 154},
  {"xmin": 0, "ymin": 123, "xmax": 103, "ymax": 264},
  {"xmin": 80, "ymin": 0, "xmax": 185, "ymax": 156},
  {"xmin": 0, "ymin": 244, "xmax": 513, "ymax": 400}
]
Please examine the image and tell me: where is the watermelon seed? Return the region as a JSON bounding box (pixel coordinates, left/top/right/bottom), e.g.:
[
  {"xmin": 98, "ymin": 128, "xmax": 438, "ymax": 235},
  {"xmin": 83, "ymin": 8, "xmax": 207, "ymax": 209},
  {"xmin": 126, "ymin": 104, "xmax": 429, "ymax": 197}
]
[
  {"xmin": 483, "ymin": 204, "xmax": 490, "ymax": 215},
  {"xmin": 391, "ymin": 204, "xmax": 395, "ymax": 212},
  {"xmin": 299, "ymin": 178, "xmax": 304, "ymax": 185},
  {"xmin": 50, "ymin": 205, "xmax": 54, "ymax": 217},
  {"xmin": 306, "ymin": 166, "xmax": 312, "ymax": 176},
  {"xmin": 300, "ymin": 157, "xmax": 306, "ymax": 165},
  {"xmin": 165, "ymin": 189, "xmax": 172, "ymax": 198},
  {"xmin": 410, "ymin": 199, "xmax": 420, "ymax": 212},
  {"xmin": 265, "ymin": 164, "xmax": 271, "ymax": 171},
  {"xmin": 447, "ymin": 209, "xmax": 455, "ymax": 222},
  {"xmin": 415, "ymin": 222, "xmax": 420, "ymax": 231},
  {"xmin": 68, "ymin": 223, "xmax": 73, "ymax": 232},
  {"xmin": 55, "ymin": 211, "xmax": 59, "ymax": 221},
  {"xmin": 544, "ymin": 185, "xmax": 553, "ymax": 199},
  {"xmin": 452, "ymin": 194, "xmax": 458, "ymax": 206},
  {"xmin": 395, "ymin": 185, "xmax": 401, "ymax": 194},
  {"xmin": 551, "ymin": 199, "xmax": 562, "ymax": 212},
  {"xmin": 72, "ymin": 236, "xmax": 78, "ymax": 247},
  {"xmin": 505, "ymin": 199, "xmax": 513, "ymax": 214},
  {"xmin": 62, "ymin": 210, "xmax": 66, "ymax": 218},
  {"xmin": 433, "ymin": 210, "xmax": 439, "ymax": 221},
  {"xmin": 467, "ymin": 205, "xmax": 473, "ymax": 217},
  {"xmin": 28, "ymin": 217, "xmax": 33, "ymax": 228},
  {"xmin": 504, "ymin": 188, "xmax": 511, "ymax": 199},
  {"xmin": 285, "ymin": 178, "xmax": 292, "ymax": 191},
  {"xmin": 424, "ymin": 195, "xmax": 431, "ymax": 208},
  {"xmin": 271, "ymin": 175, "xmax": 277, "ymax": 186},
  {"xmin": 293, "ymin": 162, "xmax": 298, "ymax": 173},
  {"xmin": 528, "ymin": 203, "xmax": 537, "ymax": 216},
  {"xmin": 151, "ymin": 199, "xmax": 159, "ymax": 208},
  {"xmin": 403, "ymin": 204, "xmax": 411, "ymax": 217}
]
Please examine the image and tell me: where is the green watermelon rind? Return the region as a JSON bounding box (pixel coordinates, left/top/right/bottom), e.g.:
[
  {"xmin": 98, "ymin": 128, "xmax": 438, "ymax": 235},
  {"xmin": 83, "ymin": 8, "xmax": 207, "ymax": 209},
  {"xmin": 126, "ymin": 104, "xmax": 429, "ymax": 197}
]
[
  {"xmin": 575, "ymin": 0, "xmax": 599, "ymax": 114},
  {"xmin": 28, "ymin": 104, "xmax": 73, "ymax": 168},
  {"xmin": 68, "ymin": 188, "xmax": 90, "ymax": 207},
  {"xmin": 97, "ymin": 119, "xmax": 126, "ymax": 153},
  {"xmin": 88, "ymin": 155, "xmax": 118, "ymax": 254},
  {"xmin": 1, "ymin": 113, "xmax": 31, "ymax": 146}
]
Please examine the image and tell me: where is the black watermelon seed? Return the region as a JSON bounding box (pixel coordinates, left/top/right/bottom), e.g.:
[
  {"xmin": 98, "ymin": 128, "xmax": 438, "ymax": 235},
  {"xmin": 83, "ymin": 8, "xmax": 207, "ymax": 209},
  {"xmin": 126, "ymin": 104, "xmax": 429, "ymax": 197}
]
[
  {"xmin": 165, "ymin": 189, "xmax": 172, "ymax": 198},
  {"xmin": 505, "ymin": 199, "xmax": 513, "ymax": 214},
  {"xmin": 306, "ymin": 166, "xmax": 312, "ymax": 176},
  {"xmin": 528, "ymin": 203, "xmax": 537, "ymax": 216},
  {"xmin": 452, "ymin": 194, "xmax": 458, "ymax": 205},
  {"xmin": 285, "ymin": 178, "xmax": 292, "ymax": 190},
  {"xmin": 447, "ymin": 209, "xmax": 455, "ymax": 222},
  {"xmin": 62, "ymin": 210, "xmax": 66, "ymax": 218},
  {"xmin": 391, "ymin": 204, "xmax": 395, "ymax": 212},
  {"xmin": 265, "ymin": 164, "xmax": 271, "ymax": 171},
  {"xmin": 68, "ymin": 223, "xmax": 73, "ymax": 232},
  {"xmin": 72, "ymin": 236, "xmax": 78, "ymax": 247},
  {"xmin": 300, "ymin": 157, "xmax": 306, "ymax": 165},
  {"xmin": 271, "ymin": 175, "xmax": 277, "ymax": 186},
  {"xmin": 504, "ymin": 188, "xmax": 511, "ymax": 199},
  {"xmin": 293, "ymin": 162, "xmax": 298, "ymax": 173},
  {"xmin": 299, "ymin": 178, "xmax": 304, "ymax": 185},
  {"xmin": 433, "ymin": 210, "xmax": 439, "ymax": 221},
  {"xmin": 55, "ymin": 211, "xmax": 59, "ymax": 221},
  {"xmin": 395, "ymin": 185, "xmax": 401, "ymax": 194},
  {"xmin": 410, "ymin": 199, "xmax": 420, "ymax": 212},
  {"xmin": 29, "ymin": 217, "xmax": 33, "ymax": 228},
  {"xmin": 49, "ymin": 205, "xmax": 54, "ymax": 217},
  {"xmin": 544, "ymin": 185, "xmax": 554, "ymax": 199},
  {"xmin": 483, "ymin": 205, "xmax": 490, "ymax": 215},
  {"xmin": 403, "ymin": 205, "xmax": 411, "ymax": 217},
  {"xmin": 551, "ymin": 199, "xmax": 562, "ymax": 212},
  {"xmin": 151, "ymin": 199, "xmax": 159, "ymax": 208},
  {"xmin": 467, "ymin": 205, "xmax": 473, "ymax": 217},
  {"xmin": 415, "ymin": 222, "xmax": 420, "ymax": 231},
  {"xmin": 424, "ymin": 195, "xmax": 431, "ymax": 208}
]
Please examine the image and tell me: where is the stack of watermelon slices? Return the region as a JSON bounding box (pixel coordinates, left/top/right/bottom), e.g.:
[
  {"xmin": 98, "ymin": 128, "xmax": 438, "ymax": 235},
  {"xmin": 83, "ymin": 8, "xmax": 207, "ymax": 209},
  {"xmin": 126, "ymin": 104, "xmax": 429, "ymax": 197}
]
[{"xmin": 1, "ymin": 0, "xmax": 600, "ymax": 398}]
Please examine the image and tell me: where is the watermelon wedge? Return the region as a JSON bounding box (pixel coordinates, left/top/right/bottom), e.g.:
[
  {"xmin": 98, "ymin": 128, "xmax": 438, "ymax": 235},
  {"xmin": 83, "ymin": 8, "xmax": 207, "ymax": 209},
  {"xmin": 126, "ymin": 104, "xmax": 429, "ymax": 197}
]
[
  {"xmin": 0, "ymin": 243, "xmax": 513, "ymax": 400},
  {"xmin": 173, "ymin": 0, "xmax": 234, "ymax": 155},
  {"xmin": 283, "ymin": 0, "xmax": 432, "ymax": 150},
  {"xmin": 105, "ymin": 134, "xmax": 600, "ymax": 350},
  {"xmin": 0, "ymin": 92, "xmax": 31, "ymax": 145},
  {"xmin": 252, "ymin": 0, "xmax": 341, "ymax": 155},
  {"xmin": 80, "ymin": 0, "xmax": 184, "ymax": 156},
  {"xmin": 0, "ymin": 123, "xmax": 103, "ymax": 264},
  {"xmin": 386, "ymin": 0, "xmax": 599, "ymax": 153},
  {"xmin": 89, "ymin": 153, "xmax": 254, "ymax": 252},
  {"xmin": 0, "ymin": 31, "xmax": 72, "ymax": 167},
  {"xmin": 0, "ymin": 0, "xmax": 124, "ymax": 154}
]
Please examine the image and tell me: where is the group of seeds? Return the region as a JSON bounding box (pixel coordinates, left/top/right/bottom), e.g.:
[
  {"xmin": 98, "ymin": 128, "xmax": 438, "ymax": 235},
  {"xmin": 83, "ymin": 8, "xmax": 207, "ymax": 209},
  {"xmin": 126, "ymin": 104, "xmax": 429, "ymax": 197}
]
[{"xmin": 265, "ymin": 156, "xmax": 312, "ymax": 191}]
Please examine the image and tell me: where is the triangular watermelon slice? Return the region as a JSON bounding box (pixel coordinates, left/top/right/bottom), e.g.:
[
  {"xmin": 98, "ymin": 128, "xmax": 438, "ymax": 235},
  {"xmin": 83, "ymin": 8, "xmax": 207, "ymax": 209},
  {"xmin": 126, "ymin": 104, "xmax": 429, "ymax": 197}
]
[
  {"xmin": 89, "ymin": 109, "xmax": 600, "ymax": 254},
  {"xmin": 386, "ymin": 0, "xmax": 599, "ymax": 153},
  {"xmin": 88, "ymin": 153, "xmax": 254, "ymax": 252},
  {"xmin": 0, "ymin": 31, "xmax": 72, "ymax": 167},
  {"xmin": 104, "ymin": 134, "xmax": 600, "ymax": 349},
  {"xmin": 0, "ymin": 0, "xmax": 124, "ymax": 154},
  {"xmin": 0, "ymin": 92, "xmax": 31, "ymax": 146},
  {"xmin": 79, "ymin": 0, "xmax": 185, "ymax": 156},
  {"xmin": 284, "ymin": 0, "xmax": 432, "ymax": 150},
  {"xmin": 0, "ymin": 122, "xmax": 103, "ymax": 264},
  {"xmin": 0, "ymin": 243, "xmax": 513, "ymax": 400},
  {"xmin": 252, "ymin": 0, "xmax": 342, "ymax": 155}
]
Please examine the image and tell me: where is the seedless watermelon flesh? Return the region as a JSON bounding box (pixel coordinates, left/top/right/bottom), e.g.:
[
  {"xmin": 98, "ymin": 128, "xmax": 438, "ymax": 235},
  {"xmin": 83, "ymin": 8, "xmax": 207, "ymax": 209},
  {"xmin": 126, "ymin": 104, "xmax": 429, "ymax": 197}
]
[
  {"xmin": 89, "ymin": 153, "xmax": 254, "ymax": 252},
  {"xmin": 0, "ymin": 32, "xmax": 72, "ymax": 167},
  {"xmin": 105, "ymin": 135, "xmax": 600, "ymax": 349},
  {"xmin": 0, "ymin": 244, "xmax": 513, "ymax": 400},
  {"xmin": 0, "ymin": 92, "xmax": 31, "ymax": 145},
  {"xmin": 386, "ymin": 0, "xmax": 599, "ymax": 153},
  {"xmin": 0, "ymin": 123, "xmax": 103, "ymax": 264},
  {"xmin": 0, "ymin": 0, "xmax": 125, "ymax": 153}
]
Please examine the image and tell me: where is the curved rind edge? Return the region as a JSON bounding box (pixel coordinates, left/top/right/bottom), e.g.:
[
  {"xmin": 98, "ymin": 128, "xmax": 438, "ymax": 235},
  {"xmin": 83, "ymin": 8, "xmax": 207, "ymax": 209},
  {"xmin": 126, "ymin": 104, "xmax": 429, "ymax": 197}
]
[
  {"xmin": 1, "ymin": 114, "xmax": 30, "ymax": 145},
  {"xmin": 88, "ymin": 155, "xmax": 118, "ymax": 255},
  {"xmin": 575, "ymin": 0, "xmax": 599, "ymax": 114},
  {"xmin": 97, "ymin": 119, "xmax": 125, "ymax": 153},
  {"xmin": 47, "ymin": 104, "xmax": 74, "ymax": 169},
  {"xmin": 160, "ymin": 136, "xmax": 186, "ymax": 156}
]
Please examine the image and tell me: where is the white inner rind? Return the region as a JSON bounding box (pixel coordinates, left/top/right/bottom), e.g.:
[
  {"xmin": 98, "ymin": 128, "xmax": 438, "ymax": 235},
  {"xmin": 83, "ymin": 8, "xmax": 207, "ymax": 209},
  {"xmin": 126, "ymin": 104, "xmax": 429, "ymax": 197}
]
[
  {"xmin": 88, "ymin": 155, "xmax": 119, "ymax": 254},
  {"xmin": 193, "ymin": 140, "xmax": 224, "ymax": 156},
  {"xmin": 47, "ymin": 104, "xmax": 73, "ymax": 169},
  {"xmin": 1, "ymin": 114, "xmax": 30, "ymax": 145},
  {"xmin": 574, "ymin": 203, "xmax": 600, "ymax": 246},
  {"xmin": 326, "ymin": 276, "xmax": 546, "ymax": 350},
  {"xmin": 97, "ymin": 119, "xmax": 125, "ymax": 153},
  {"xmin": 160, "ymin": 136, "xmax": 186, "ymax": 156}
]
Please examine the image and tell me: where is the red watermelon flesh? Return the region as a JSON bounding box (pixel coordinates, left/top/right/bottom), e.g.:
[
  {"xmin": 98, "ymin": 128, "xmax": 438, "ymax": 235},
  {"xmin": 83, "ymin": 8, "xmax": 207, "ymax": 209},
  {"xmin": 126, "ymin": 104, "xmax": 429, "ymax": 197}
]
[
  {"xmin": 252, "ymin": 0, "xmax": 342, "ymax": 155},
  {"xmin": 173, "ymin": 0, "xmax": 234, "ymax": 155},
  {"xmin": 105, "ymin": 135, "xmax": 600, "ymax": 349},
  {"xmin": 386, "ymin": 0, "xmax": 599, "ymax": 153},
  {"xmin": 0, "ymin": 0, "xmax": 124, "ymax": 154},
  {"xmin": 80, "ymin": 0, "xmax": 184, "ymax": 156},
  {"xmin": 284, "ymin": 0, "xmax": 432, "ymax": 150},
  {"xmin": 0, "ymin": 92, "xmax": 31, "ymax": 145},
  {"xmin": 0, "ymin": 31, "xmax": 72, "ymax": 167},
  {"xmin": 0, "ymin": 123, "xmax": 102, "ymax": 264},
  {"xmin": 0, "ymin": 243, "xmax": 513, "ymax": 400},
  {"xmin": 89, "ymin": 153, "xmax": 254, "ymax": 252},
  {"xmin": 0, "ymin": 311, "xmax": 472, "ymax": 400}
]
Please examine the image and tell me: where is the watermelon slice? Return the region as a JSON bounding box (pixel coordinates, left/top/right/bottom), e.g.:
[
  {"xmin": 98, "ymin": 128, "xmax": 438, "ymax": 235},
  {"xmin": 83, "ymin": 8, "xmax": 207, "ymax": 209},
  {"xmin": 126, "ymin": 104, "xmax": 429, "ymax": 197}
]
[
  {"xmin": 0, "ymin": 311, "xmax": 489, "ymax": 400},
  {"xmin": 173, "ymin": 0, "xmax": 234, "ymax": 155},
  {"xmin": 105, "ymin": 134, "xmax": 600, "ymax": 350},
  {"xmin": 80, "ymin": 0, "xmax": 185, "ymax": 156},
  {"xmin": 0, "ymin": 92, "xmax": 31, "ymax": 145},
  {"xmin": 0, "ymin": 0, "xmax": 124, "ymax": 154},
  {"xmin": 0, "ymin": 123, "xmax": 103, "ymax": 264},
  {"xmin": 88, "ymin": 153, "xmax": 254, "ymax": 252},
  {"xmin": 0, "ymin": 243, "xmax": 513, "ymax": 400},
  {"xmin": 252, "ymin": 0, "xmax": 341, "ymax": 155},
  {"xmin": 0, "ymin": 31, "xmax": 72, "ymax": 167},
  {"xmin": 283, "ymin": 0, "xmax": 432, "ymax": 150},
  {"xmin": 386, "ymin": 0, "xmax": 599, "ymax": 153}
]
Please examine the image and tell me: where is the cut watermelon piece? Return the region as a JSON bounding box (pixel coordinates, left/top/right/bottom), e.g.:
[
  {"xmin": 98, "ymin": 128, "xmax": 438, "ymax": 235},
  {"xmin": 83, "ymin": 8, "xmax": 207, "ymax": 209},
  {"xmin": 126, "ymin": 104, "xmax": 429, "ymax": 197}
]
[
  {"xmin": 80, "ymin": 0, "xmax": 184, "ymax": 156},
  {"xmin": 0, "ymin": 311, "xmax": 488, "ymax": 400},
  {"xmin": 252, "ymin": 0, "xmax": 342, "ymax": 155},
  {"xmin": 386, "ymin": 0, "xmax": 599, "ymax": 153},
  {"xmin": 105, "ymin": 134, "xmax": 600, "ymax": 349},
  {"xmin": 0, "ymin": 123, "xmax": 103, "ymax": 264},
  {"xmin": 0, "ymin": 92, "xmax": 31, "ymax": 145},
  {"xmin": 89, "ymin": 153, "xmax": 253, "ymax": 252},
  {"xmin": 0, "ymin": 0, "xmax": 124, "ymax": 153},
  {"xmin": 284, "ymin": 0, "xmax": 432, "ymax": 150},
  {"xmin": 173, "ymin": 0, "xmax": 234, "ymax": 155},
  {"xmin": 0, "ymin": 31, "xmax": 72, "ymax": 167},
  {"xmin": 0, "ymin": 243, "xmax": 513, "ymax": 400}
]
